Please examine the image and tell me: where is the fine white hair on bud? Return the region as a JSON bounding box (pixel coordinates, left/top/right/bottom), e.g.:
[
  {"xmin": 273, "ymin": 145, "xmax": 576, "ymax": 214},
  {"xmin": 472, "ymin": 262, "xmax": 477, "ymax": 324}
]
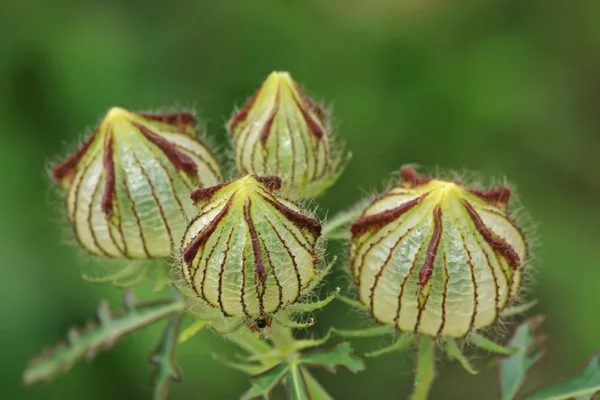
[
  {"xmin": 51, "ymin": 107, "xmax": 222, "ymax": 259},
  {"xmin": 227, "ymin": 71, "xmax": 351, "ymax": 200},
  {"xmin": 349, "ymin": 167, "xmax": 529, "ymax": 337},
  {"xmin": 179, "ymin": 175, "xmax": 325, "ymax": 332}
]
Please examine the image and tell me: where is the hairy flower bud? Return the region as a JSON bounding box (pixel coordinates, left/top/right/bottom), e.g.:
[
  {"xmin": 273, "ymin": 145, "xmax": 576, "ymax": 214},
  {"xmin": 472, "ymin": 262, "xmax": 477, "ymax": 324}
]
[
  {"xmin": 51, "ymin": 107, "xmax": 222, "ymax": 259},
  {"xmin": 179, "ymin": 175, "xmax": 323, "ymax": 330},
  {"xmin": 349, "ymin": 167, "xmax": 529, "ymax": 337},
  {"xmin": 227, "ymin": 71, "xmax": 350, "ymax": 200}
]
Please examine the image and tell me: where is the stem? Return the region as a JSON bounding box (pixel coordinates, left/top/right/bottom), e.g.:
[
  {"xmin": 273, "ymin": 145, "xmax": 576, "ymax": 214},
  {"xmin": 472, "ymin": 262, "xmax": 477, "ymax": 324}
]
[
  {"xmin": 303, "ymin": 367, "xmax": 334, "ymax": 400},
  {"xmin": 322, "ymin": 198, "xmax": 371, "ymax": 239},
  {"xmin": 411, "ymin": 335, "xmax": 436, "ymax": 400}
]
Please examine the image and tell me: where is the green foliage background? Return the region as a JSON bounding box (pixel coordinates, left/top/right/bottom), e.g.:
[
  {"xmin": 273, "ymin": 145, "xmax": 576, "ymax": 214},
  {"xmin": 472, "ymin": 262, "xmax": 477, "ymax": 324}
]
[{"xmin": 1, "ymin": 1, "xmax": 599, "ymax": 399}]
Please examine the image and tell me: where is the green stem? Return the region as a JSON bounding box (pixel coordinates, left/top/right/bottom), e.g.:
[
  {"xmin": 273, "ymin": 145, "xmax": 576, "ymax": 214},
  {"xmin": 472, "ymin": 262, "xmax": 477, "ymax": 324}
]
[
  {"xmin": 303, "ymin": 367, "xmax": 334, "ymax": 400},
  {"xmin": 411, "ymin": 335, "xmax": 436, "ymax": 400},
  {"xmin": 322, "ymin": 198, "xmax": 371, "ymax": 239}
]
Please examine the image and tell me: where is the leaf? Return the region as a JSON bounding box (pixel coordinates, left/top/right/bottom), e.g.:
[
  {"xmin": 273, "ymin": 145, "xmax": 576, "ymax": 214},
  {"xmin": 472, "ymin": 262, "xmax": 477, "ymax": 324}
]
[
  {"xmin": 150, "ymin": 311, "xmax": 184, "ymax": 400},
  {"xmin": 240, "ymin": 363, "xmax": 289, "ymax": 400},
  {"xmin": 178, "ymin": 319, "xmax": 208, "ymax": 344},
  {"xmin": 303, "ymin": 369, "xmax": 334, "ymax": 400},
  {"xmin": 298, "ymin": 342, "xmax": 365, "ymax": 374},
  {"xmin": 525, "ymin": 352, "xmax": 600, "ymax": 400},
  {"xmin": 498, "ymin": 315, "xmax": 547, "ymax": 400},
  {"xmin": 286, "ymin": 365, "xmax": 311, "ymax": 400},
  {"xmin": 22, "ymin": 291, "xmax": 184, "ymax": 385}
]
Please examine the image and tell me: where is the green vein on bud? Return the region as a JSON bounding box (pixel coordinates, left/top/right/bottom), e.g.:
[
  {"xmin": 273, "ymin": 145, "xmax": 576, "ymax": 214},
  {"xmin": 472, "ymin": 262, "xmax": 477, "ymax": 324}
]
[
  {"xmin": 51, "ymin": 107, "xmax": 223, "ymax": 260},
  {"xmin": 227, "ymin": 71, "xmax": 351, "ymax": 200},
  {"xmin": 349, "ymin": 167, "xmax": 530, "ymax": 338},
  {"xmin": 179, "ymin": 175, "xmax": 326, "ymax": 332}
]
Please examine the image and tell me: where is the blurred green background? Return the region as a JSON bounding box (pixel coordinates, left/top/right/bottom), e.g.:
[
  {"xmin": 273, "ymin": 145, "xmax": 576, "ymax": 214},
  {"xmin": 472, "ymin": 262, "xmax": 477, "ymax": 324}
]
[{"xmin": 1, "ymin": 0, "xmax": 599, "ymax": 399}]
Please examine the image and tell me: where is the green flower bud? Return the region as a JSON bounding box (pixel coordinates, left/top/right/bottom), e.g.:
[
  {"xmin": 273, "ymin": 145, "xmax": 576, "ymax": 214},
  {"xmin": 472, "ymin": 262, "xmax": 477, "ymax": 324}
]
[
  {"xmin": 180, "ymin": 175, "xmax": 323, "ymax": 331},
  {"xmin": 227, "ymin": 71, "xmax": 351, "ymax": 200},
  {"xmin": 349, "ymin": 167, "xmax": 529, "ymax": 337},
  {"xmin": 51, "ymin": 107, "xmax": 222, "ymax": 259}
]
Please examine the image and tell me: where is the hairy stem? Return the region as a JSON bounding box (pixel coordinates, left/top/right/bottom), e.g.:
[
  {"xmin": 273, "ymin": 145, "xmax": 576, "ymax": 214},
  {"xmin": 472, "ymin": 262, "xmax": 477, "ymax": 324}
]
[{"xmin": 411, "ymin": 335, "xmax": 436, "ymax": 400}]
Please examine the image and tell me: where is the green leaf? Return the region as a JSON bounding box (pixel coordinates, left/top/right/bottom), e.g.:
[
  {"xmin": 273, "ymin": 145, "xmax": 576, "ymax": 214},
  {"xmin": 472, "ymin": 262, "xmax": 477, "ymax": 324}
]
[
  {"xmin": 286, "ymin": 365, "xmax": 311, "ymax": 400},
  {"xmin": 241, "ymin": 363, "xmax": 289, "ymax": 400},
  {"xmin": 150, "ymin": 311, "xmax": 184, "ymax": 400},
  {"xmin": 442, "ymin": 337, "xmax": 478, "ymax": 375},
  {"xmin": 178, "ymin": 318, "xmax": 208, "ymax": 344},
  {"xmin": 303, "ymin": 369, "xmax": 334, "ymax": 400},
  {"xmin": 498, "ymin": 315, "xmax": 547, "ymax": 400},
  {"xmin": 298, "ymin": 342, "xmax": 365, "ymax": 374},
  {"xmin": 22, "ymin": 291, "xmax": 184, "ymax": 385},
  {"xmin": 525, "ymin": 352, "xmax": 600, "ymax": 400}
]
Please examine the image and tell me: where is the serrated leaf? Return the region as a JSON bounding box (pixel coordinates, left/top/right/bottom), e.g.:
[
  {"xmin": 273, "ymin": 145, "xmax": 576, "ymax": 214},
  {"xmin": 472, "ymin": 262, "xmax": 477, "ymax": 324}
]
[
  {"xmin": 286, "ymin": 365, "xmax": 311, "ymax": 400},
  {"xmin": 241, "ymin": 363, "xmax": 289, "ymax": 400},
  {"xmin": 22, "ymin": 292, "xmax": 184, "ymax": 385},
  {"xmin": 298, "ymin": 342, "xmax": 365, "ymax": 374},
  {"xmin": 498, "ymin": 315, "xmax": 547, "ymax": 400},
  {"xmin": 150, "ymin": 311, "xmax": 184, "ymax": 400},
  {"xmin": 525, "ymin": 352, "xmax": 600, "ymax": 400}
]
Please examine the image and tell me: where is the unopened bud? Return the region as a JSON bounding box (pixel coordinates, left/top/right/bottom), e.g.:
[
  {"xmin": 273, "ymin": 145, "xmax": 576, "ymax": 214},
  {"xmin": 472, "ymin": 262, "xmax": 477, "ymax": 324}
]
[
  {"xmin": 350, "ymin": 167, "xmax": 529, "ymax": 337},
  {"xmin": 51, "ymin": 107, "xmax": 222, "ymax": 259},
  {"xmin": 227, "ymin": 71, "xmax": 350, "ymax": 200},
  {"xmin": 180, "ymin": 175, "xmax": 322, "ymax": 327}
]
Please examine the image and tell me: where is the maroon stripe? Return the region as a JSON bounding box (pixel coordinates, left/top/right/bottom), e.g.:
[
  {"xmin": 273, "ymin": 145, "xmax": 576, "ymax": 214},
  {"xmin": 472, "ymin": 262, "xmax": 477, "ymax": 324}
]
[
  {"xmin": 52, "ymin": 128, "xmax": 100, "ymax": 183},
  {"xmin": 469, "ymin": 187, "xmax": 511, "ymax": 206},
  {"xmin": 260, "ymin": 196, "xmax": 321, "ymax": 239},
  {"xmin": 294, "ymin": 83, "xmax": 327, "ymax": 122},
  {"xmin": 400, "ymin": 167, "xmax": 431, "ymax": 187},
  {"xmin": 183, "ymin": 196, "xmax": 233, "ymax": 265},
  {"xmin": 101, "ymin": 135, "xmax": 116, "ymax": 217},
  {"xmin": 292, "ymin": 92, "xmax": 323, "ymax": 140},
  {"xmin": 135, "ymin": 122, "xmax": 198, "ymax": 178},
  {"xmin": 462, "ymin": 200, "xmax": 521, "ymax": 269},
  {"xmin": 243, "ymin": 199, "xmax": 266, "ymax": 284},
  {"xmin": 417, "ymin": 206, "xmax": 443, "ymax": 287},
  {"xmin": 190, "ymin": 182, "xmax": 230, "ymax": 204},
  {"xmin": 227, "ymin": 89, "xmax": 260, "ymax": 133},
  {"xmin": 136, "ymin": 112, "xmax": 196, "ymax": 132},
  {"xmin": 351, "ymin": 195, "xmax": 427, "ymax": 238},
  {"xmin": 217, "ymin": 223, "xmax": 236, "ymax": 316},
  {"xmin": 253, "ymin": 175, "xmax": 282, "ymax": 192},
  {"xmin": 259, "ymin": 91, "xmax": 280, "ymax": 144},
  {"xmin": 435, "ymin": 253, "xmax": 449, "ymax": 337}
]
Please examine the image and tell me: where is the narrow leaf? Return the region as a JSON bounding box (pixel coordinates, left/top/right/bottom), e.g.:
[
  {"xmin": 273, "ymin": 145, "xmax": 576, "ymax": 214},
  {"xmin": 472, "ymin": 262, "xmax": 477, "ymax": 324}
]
[
  {"xmin": 331, "ymin": 324, "xmax": 394, "ymax": 338},
  {"xmin": 525, "ymin": 352, "xmax": 600, "ymax": 400},
  {"xmin": 469, "ymin": 332, "xmax": 517, "ymax": 355},
  {"xmin": 303, "ymin": 368, "xmax": 334, "ymax": 400},
  {"xmin": 23, "ymin": 292, "xmax": 184, "ymax": 385},
  {"xmin": 498, "ymin": 315, "xmax": 547, "ymax": 400},
  {"xmin": 240, "ymin": 363, "xmax": 289, "ymax": 400},
  {"xmin": 178, "ymin": 319, "xmax": 208, "ymax": 343},
  {"xmin": 443, "ymin": 337, "xmax": 478, "ymax": 375},
  {"xmin": 366, "ymin": 332, "xmax": 413, "ymax": 358},
  {"xmin": 150, "ymin": 311, "xmax": 184, "ymax": 400},
  {"xmin": 299, "ymin": 342, "xmax": 365, "ymax": 374}
]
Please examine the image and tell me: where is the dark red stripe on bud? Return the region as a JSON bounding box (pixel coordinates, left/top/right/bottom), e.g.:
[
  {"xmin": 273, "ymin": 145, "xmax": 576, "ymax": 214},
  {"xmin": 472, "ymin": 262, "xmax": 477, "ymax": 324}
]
[
  {"xmin": 51, "ymin": 128, "xmax": 100, "ymax": 182},
  {"xmin": 469, "ymin": 187, "xmax": 511, "ymax": 206},
  {"xmin": 462, "ymin": 200, "xmax": 521, "ymax": 269},
  {"xmin": 253, "ymin": 175, "xmax": 282, "ymax": 192},
  {"xmin": 137, "ymin": 112, "xmax": 196, "ymax": 131},
  {"xmin": 418, "ymin": 206, "xmax": 443, "ymax": 287},
  {"xmin": 101, "ymin": 135, "xmax": 116, "ymax": 217},
  {"xmin": 190, "ymin": 182, "xmax": 230, "ymax": 204},
  {"xmin": 227, "ymin": 90, "xmax": 260, "ymax": 133},
  {"xmin": 183, "ymin": 197, "xmax": 233, "ymax": 265},
  {"xmin": 135, "ymin": 122, "xmax": 198, "ymax": 178},
  {"xmin": 400, "ymin": 167, "xmax": 432, "ymax": 188},
  {"xmin": 243, "ymin": 199, "xmax": 267, "ymax": 284},
  {"xmin": 260, "ymin": 195, "xmax": 321, "ymax": 238},
  {"xmin": 351, "ymin": 195, "xmax": 426, "ymax": 238},
  {"xmin": 294, "ymin": 84, "xmax": 328, "ymax": 123},
  {"xmin": 292, "ymin": 93, "xmax": 324, "ymax": 140},
  {"xmin": 259, "ymin": 91, "xmax": 280, "ymax": 144}
]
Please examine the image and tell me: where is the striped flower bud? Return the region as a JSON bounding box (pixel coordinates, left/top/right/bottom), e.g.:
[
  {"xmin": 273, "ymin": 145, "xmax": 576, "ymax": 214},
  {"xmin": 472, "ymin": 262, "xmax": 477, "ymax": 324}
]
[
  {"xmin": 227, "ymin": 71, "xmax": 350, "ymax": 200},
  {"xmin": 51, "ymin": 107, "xmax": 222, "ymax": 259},
  {"xmin": 350, "ymin": 167, "xmax": 529, "ymax": 337},
  {"xmin": 180, "ymin": 175, "xmax": 322, "ymax": 330}
]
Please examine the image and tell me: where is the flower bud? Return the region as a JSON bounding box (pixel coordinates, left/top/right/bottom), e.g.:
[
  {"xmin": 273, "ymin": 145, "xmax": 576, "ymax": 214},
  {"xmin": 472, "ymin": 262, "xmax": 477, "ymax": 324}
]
[
  {"xmin": 180, "ymin": 175, "xmax": 322, "ymax": 329},
  {"xmin": 349, "ymin": 167, "xmax": 529, "ymax": 337},
  {"xmin": 227, "ymin": 71, "xmax": 350, "ymax": 200},
  {"xmin": 51, "ymin": 107, "xmax": 222, "ymax": 259}
]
